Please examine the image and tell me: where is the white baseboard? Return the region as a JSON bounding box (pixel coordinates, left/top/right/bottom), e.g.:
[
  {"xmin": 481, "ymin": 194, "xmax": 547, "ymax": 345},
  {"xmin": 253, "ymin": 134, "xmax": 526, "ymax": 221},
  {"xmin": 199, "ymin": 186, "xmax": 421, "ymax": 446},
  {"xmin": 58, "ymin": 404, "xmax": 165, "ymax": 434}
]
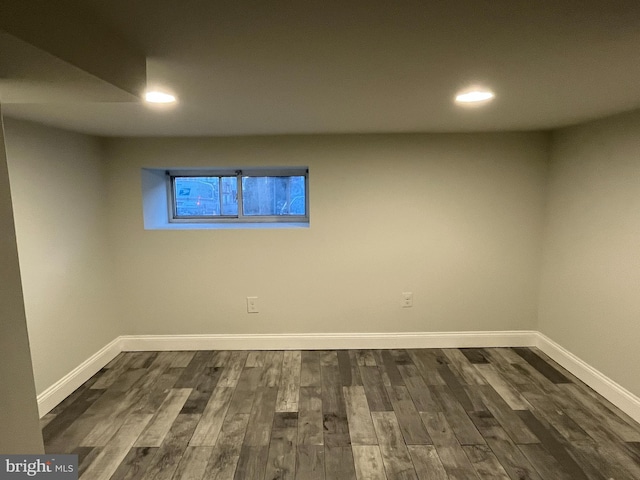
[
  {"xmin": 119, "ymin": 330, "xmax": 538, "ymax": 351},
  {"xmin": 36, "ymin": 337, "xmax": 122, "ymax": 417},
  {"xmin": 36, "ymin": 330, "xmax": 640, "ymax": 426},
  {"xmin": 37, "ymin": 330, "xmax": 534, "ymax": 416},
  {"xmin": 535, "ymin": 332, "xmax": 640, "ymax": 424}
]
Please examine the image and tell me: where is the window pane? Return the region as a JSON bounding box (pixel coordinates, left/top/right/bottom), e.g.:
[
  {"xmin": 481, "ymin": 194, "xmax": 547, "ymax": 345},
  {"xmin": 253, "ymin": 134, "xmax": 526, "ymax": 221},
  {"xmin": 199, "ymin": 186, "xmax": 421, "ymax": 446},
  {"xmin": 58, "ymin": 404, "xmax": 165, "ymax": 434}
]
[
  {"xmin": 287, "ymin": 176, "xmax": 306, "ymax": 215},
  {"xmin": 221, "ymin": 176, "xmax": 238, "ymax": 215},
  {"xmin": 242, "ymin": 176, "xmax": 306, "ymax": 216},
  {"xmin": 174, "ymin": 177, "xmax": 220, "ymax": 216}
]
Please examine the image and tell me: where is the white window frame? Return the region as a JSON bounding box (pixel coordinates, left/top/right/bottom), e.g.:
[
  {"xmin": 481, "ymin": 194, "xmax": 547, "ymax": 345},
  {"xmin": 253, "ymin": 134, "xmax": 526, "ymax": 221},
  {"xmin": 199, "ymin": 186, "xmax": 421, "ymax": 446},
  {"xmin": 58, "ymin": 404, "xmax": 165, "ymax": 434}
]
[{"xmin": 167, "ymin": 167, "xmax": 309, "ymax": 224}]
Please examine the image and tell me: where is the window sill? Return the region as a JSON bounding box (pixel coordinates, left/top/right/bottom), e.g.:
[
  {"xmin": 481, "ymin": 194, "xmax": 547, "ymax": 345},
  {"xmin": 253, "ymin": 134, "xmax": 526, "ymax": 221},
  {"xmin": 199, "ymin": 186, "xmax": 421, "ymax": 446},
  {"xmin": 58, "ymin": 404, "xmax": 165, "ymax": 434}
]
[{"xmin": 145, "ymin": 222, "xmax": 309, "ymax": 230}]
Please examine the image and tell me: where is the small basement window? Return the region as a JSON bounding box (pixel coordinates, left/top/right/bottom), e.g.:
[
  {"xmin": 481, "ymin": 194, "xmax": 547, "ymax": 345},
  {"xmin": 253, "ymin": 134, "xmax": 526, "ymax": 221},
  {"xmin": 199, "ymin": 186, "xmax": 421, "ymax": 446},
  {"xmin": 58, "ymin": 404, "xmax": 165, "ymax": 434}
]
[{"xmin": 141, "ymin": 167, "xmax": 309, "ymax": 229}]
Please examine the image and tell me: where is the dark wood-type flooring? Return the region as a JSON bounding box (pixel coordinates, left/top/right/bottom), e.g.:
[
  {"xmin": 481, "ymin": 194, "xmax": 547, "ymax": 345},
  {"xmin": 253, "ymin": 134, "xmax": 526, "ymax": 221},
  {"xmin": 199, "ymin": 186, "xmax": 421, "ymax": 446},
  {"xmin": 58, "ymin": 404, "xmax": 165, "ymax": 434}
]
[{"xmin": 41, "ymin": 347, "xmax": 640, "ymax": 479}]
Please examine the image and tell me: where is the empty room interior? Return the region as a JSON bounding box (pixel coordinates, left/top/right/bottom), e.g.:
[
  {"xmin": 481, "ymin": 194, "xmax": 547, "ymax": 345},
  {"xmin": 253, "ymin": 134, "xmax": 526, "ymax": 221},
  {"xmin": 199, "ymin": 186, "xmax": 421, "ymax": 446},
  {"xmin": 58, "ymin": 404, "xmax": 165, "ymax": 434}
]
[{"xmin": 1, "ymin": 0, "xmax": 640, "ymax": 478}]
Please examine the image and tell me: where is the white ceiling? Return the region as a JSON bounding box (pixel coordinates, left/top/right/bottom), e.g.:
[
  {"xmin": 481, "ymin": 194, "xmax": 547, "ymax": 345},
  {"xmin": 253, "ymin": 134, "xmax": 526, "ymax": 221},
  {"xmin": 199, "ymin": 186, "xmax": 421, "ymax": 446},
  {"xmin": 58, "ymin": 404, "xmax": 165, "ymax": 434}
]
[{"xmin": 4, "ymin": 0, "xmax": 640, "ymax": 136}]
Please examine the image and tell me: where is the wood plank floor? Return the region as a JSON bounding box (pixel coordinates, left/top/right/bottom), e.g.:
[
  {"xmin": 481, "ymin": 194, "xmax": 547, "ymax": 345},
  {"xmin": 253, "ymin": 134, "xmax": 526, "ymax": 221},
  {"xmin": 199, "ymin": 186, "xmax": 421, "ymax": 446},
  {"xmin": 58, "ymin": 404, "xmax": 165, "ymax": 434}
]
[{"xmin": 41, "ymin": 347, "xmax": 640, "ymax": 480}]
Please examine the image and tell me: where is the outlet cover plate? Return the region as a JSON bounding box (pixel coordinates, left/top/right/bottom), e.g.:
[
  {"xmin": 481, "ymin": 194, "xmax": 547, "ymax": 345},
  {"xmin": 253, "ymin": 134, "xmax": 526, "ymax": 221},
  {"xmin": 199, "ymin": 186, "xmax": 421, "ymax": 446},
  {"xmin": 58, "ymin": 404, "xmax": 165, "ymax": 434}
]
[
  {"xmin": 247, "ymin": 296, "xmax": 259, "ymax": 313},
  {"xmin": 401, "ymin": 292, "xmax": 413, "ymax": 308}
]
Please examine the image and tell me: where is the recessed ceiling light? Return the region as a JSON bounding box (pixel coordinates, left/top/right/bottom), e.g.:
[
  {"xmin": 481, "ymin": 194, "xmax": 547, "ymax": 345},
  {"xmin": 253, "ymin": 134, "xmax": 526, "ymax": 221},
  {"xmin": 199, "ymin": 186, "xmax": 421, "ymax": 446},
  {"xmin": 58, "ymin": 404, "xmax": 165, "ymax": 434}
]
[
  {"xmin": 455, "ymin": 89, "xmax": 495, "ymax": 104},
  {"xmin": 144, "ymin": 91, "xmax": 177, "ymax": 104}
]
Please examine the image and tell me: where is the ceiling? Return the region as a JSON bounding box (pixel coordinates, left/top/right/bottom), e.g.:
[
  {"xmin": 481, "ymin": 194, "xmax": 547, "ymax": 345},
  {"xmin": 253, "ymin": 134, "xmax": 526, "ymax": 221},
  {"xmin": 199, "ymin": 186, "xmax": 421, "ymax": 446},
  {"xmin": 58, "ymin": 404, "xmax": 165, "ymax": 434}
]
[{"xmin": 3, "ymin": 0, "xmax": 640, "ymax": 137}]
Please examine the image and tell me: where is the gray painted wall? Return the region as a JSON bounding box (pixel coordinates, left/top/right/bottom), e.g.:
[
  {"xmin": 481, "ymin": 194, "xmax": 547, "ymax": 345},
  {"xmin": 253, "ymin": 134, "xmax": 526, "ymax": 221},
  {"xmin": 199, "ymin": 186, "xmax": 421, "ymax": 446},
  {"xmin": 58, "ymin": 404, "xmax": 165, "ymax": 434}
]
[
  {"xmin": 539, "ymin": 109, "xmax": 640, "ymax": 397},
  {"xmin": 104, "ymin": 133, "xmax": 549, "ymax": 337},
  {"xmin": 4, "ymin": 119, "xmax": 121, "ymax": 395}
]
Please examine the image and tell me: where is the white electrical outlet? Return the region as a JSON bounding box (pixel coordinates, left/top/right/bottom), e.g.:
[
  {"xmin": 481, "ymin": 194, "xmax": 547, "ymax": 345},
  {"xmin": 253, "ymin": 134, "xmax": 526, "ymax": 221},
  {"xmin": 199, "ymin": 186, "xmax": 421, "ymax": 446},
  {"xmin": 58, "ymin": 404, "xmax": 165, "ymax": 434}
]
[
  {"xmin": 401, "ymin": 292, "xmax": 413, "ymax": 308},
  {"xmin": 247, "ymin": 296, "xmax": 259, "ymax": 313}
]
